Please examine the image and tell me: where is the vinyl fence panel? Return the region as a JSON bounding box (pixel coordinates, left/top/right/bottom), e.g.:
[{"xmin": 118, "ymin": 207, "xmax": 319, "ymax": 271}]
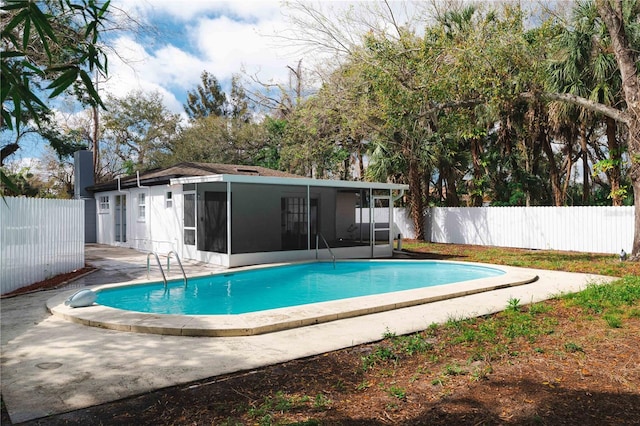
[
  {"xmin": 1, "ymin": 197, "xmax": 84, "ymax": 295},
  {"xmin": 426, "ymin": 206, "xmax": 634, "ymax": 254}
]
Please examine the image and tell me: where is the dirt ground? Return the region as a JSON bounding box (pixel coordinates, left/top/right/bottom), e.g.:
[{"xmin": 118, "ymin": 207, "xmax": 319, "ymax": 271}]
[{"xmin": 3, "ymin": 247, "xmax": 640, "ymax": 425}]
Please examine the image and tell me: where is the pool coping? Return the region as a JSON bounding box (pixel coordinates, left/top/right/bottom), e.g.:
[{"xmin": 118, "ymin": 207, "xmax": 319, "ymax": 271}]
[{"xmin": 46, "ymin": 260, "xmax": 539, "ymax": 337}]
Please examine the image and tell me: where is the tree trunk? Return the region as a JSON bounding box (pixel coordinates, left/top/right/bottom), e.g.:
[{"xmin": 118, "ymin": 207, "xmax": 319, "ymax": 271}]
[
  {"xmin": 633, "ymin": 165, "xmax": 640, "ymax": 257},
  {"xmin": 357, "ymin": 146, "xmax": 365, "ymax": 180},
  {"xmin": 561, "ymin": 149, "xmax": 573, "ymax": 204},
  {"xmin": 407, "ymin": 157, "xmax": 425, "ymax": 240},
  {"xmin": 92, "ymin": 104, "xmax": 100, "ymax": 180},
  {"xmin": 580, "ymin": 124, "xmax": 590, "ymax": 203},
  {"xmin": 441, "ymin": 165, "xmax": 460, "ymax": 207},
  {"xmin": 1, "ymin": 143, "xmax": 20, "ymax": 166},
  {"xmin": 606, "ymin": 117, "xmax": 623, "ymax": 206},
  {"xmin": 626, "ymin": 119, "xmax": 640, "ymax": 258},
  {"xmin": 470, "ymin": 137, "xmax": 483, "ymax": 207},
  {"xmin": 542, "ymin": 130, "xmax": 563, "ymax": 206}
]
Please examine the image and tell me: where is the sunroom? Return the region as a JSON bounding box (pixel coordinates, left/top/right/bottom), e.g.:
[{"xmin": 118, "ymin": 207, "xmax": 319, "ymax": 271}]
[{"xmin": 90, "ymin": 162, "xmax": 408, "ymax": 268}]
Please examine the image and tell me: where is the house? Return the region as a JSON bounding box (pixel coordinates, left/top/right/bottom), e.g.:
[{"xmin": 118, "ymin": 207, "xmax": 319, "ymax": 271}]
[{"xmin": 81, "ymin": 155, "xmax": 409, "ymax": 268}]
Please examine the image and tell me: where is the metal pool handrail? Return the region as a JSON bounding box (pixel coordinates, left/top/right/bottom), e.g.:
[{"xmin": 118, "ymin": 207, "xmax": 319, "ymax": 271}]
[
  {"xmin": 147, "ymin": 252, "xmax": 168, "ymax": 287},
  {"xmin": 167, "ymin": 250, "xmax": 188, "ymax": 288},
  {"xmin": 316, "ymin": 233, "xmax": 336, "ymax": 269}
]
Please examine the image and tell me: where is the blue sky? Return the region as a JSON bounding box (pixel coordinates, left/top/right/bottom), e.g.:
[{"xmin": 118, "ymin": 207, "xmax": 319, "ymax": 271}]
[{"xmin": 102, "ymin": 0, "xmax": 301, "ymax": 113}]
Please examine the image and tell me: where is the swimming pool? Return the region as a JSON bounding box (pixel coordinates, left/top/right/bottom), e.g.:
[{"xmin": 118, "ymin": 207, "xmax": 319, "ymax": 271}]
[
  {"xmin": 48, "ymin": 260, "xmax": 538, "ymax": 336},
  {"xmin": 96, "ymin": 261, "xmax": 505, "ymax": 315}
]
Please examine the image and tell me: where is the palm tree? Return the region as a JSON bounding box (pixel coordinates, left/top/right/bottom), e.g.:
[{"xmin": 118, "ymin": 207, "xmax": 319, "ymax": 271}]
[{"xmin": 547, "ymin": 0, "xmax": 626, "ymax": 205}]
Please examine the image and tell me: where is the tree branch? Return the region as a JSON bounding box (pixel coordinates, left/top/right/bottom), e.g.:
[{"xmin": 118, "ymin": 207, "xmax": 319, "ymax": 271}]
[{"xmin": 522, "ymin": 92, "xmax": 631, "ymax": 126}]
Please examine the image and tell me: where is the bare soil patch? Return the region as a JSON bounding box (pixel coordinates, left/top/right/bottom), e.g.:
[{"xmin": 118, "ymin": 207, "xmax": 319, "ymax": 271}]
[{"xmin": 1, "ymin": 267, "xmax": 95, "ymax": 298}]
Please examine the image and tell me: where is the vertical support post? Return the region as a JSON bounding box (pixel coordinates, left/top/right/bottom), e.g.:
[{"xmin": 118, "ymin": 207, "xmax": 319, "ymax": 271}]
[
  {"xmin": 369, "ymin": 187, "xmax": 374, "ymax": 257},
  {"xmin": 307, "ymin": 185, "xmax": 311, "ymax": 251},
  {"xmin": 227, "ymin": 181, "xmax": 232, "ymax": 259}
]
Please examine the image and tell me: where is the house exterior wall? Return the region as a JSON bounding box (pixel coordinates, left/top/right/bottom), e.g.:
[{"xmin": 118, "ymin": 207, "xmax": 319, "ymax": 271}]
[
  {"xmin": 74, "ymin": 150, "xmax": 96, "ymax": 243},
  {"xmin": 95, "ymin": 184, "xmax": 183, "ymax": 255}
]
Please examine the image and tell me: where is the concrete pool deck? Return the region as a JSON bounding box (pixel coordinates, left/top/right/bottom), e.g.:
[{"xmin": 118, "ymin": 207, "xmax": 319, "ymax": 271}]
[{"xmin": 1, "ymin": 245, "xmax": 616, "ymax": 424}]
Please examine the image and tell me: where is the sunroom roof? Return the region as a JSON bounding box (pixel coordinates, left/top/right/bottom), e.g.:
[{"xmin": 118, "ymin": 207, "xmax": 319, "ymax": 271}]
[{"xmin": 170, "ymin": 173, "xmax": 409, "ymax": 190}]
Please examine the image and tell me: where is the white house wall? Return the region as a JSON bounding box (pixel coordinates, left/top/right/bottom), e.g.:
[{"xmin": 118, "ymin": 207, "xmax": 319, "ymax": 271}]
[{"xmin": 95, "ymin": 185, "xmax": 183, "ymax": 255}]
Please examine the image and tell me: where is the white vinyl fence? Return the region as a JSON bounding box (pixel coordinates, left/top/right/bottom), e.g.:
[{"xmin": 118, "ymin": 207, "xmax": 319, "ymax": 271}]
[
  {"xmin": 1, "ymin": 197, "xmax": 85, "ymax": 295},
  {"xmin": 410, "ymin": 206, "xmax": 633, "ymax": 255}
]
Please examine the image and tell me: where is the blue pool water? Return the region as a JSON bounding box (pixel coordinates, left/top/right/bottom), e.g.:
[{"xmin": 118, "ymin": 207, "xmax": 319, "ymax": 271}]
[{"xmin": 96, "ymin": 261, "xmax": 504, "ymax": 315}]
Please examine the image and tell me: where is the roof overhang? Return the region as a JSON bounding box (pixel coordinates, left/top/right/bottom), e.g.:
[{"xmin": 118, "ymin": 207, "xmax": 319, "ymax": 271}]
[{"xmin": 170, "ymin": 174, "xmax": 409, "ymax": 191}]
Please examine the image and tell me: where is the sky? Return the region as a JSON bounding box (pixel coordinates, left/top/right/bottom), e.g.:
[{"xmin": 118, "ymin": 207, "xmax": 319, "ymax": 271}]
[{"xmin": 103, "ymin": 0, "xmax": 305, "ymax": 114}]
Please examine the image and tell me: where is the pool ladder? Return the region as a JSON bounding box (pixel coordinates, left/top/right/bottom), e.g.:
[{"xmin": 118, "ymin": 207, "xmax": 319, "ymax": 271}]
[
  {"xmin": 316, "ymin": 233, "xmax": 336, "ymax": 269},
  {"xmin": 146, "ymin": 251, "xmax": 188, "ymax": 288}
]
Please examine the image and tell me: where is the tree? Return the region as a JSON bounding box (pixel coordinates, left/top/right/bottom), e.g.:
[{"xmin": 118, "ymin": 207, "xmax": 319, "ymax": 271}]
[
  {"xmin": 596, "ymin": 0, "xmax": 640, "ymax": 257},
  {"xmin": 102, "ymin": 91, "xmax": 181, "ymax": 174},
  {"xmin": 184, "ymin": 71, "xmax": 228, "ymax": 120},
  {"xmin": 543, "ymin": 0, "xmax": 640, "ymax": 258},
  {"xmin": 280, "ymin": 92, "xmax": 350, "ymax": 179},
  {"xmin": 163, "ymin": 115, "xmax": 269, "ymax": 166},
  {"xmin": 229, "ymin": 74, "xmax": 252, "ymax": 122},
  {"xmin": 547, "ymin": 0, "xmax": 627, "ymax": 206},
  {"xmin": 1, "ymin": 0, "xmax": 110, "ymax": 190}
]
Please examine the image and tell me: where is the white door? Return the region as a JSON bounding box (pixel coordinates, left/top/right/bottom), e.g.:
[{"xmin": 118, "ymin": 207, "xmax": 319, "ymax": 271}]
[{"xmin": 114, "ymin": 195, "xmax": 127, "ymax": 243}]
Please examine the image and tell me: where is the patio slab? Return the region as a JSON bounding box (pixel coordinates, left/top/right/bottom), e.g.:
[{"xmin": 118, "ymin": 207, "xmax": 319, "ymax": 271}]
[{"xmin": 1, "ymin": 245, "xmax": 615, "ymax": 424}]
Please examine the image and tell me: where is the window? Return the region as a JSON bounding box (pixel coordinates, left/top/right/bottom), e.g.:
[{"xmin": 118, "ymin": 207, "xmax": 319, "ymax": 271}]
[
  {"xmin": 138, "ymin": 193, "xmax": 146, "ymax": 221},
  {"xmin": 99, "ymin": 196, "xmax": 109, "ymax": 213},
  {"xmin": 165, "ymin": 191, "xmax": 173, "ymax": 208}
]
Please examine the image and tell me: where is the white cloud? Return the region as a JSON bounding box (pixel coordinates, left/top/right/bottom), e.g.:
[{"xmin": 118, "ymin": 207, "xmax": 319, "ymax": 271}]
[
  {"xmin": 195, "ymin": 14, "xmax": 297, "ymax": 85},
  {"xmin": 103, "ymin": 35, "xmax": 207, "ymax": 113},
  {"xmin": 103, "ymin": 0, "xmax": 294, "ymax": 113},
  {"xmin": 117, "ymin": 0, "xmax": 282, "ymax": 23}
]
